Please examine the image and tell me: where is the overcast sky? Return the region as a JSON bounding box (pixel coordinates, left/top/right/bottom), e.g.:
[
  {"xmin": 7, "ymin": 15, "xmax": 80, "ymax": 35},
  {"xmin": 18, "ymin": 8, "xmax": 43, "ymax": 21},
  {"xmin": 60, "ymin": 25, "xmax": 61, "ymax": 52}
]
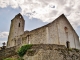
[{"xmin": 0, "ymin": 0, "xmax": 80, "ymax": 46}]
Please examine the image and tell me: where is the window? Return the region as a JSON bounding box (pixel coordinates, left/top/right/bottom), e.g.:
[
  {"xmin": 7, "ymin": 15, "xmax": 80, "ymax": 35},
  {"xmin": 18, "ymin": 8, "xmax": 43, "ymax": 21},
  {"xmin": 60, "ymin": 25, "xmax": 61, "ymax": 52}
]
[
  {"xmin": 15, "ymin": 40, "xmax": 16, "ymax": 45},
  {"xmin": 27, "ymin": 35, "xmax": 30, "ymax": 44},
  {"xmin": 19, "ymin": 23, "xmax": 20, "ymax": 27},
  {"xmin": 64, "ymin": 27, "xmax": 68, "ymax": 32},
  {"xmin": 20, "ymin": 16, "xmax": 21, "ymax": 18}
]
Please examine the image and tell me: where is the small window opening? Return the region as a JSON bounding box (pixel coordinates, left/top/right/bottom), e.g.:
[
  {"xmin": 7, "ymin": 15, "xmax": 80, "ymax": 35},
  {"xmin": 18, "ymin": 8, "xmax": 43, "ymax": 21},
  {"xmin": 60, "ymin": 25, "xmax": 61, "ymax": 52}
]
[
  {"xmin": 19, "ymin": 23, "xmax": 20, "ymax": 27},
  {"xmin": 27, "ymin": 35, "xmax": 30, "ymax": 44},
  {"xmin": 64, "ymin": 27, "xmax": 68, "ymax": 32},
  {"xmin": 20, "ymin": 16, "xmax": 21, "ymax": 18},
  {"xmin": 66, "ymin": 41, "xmax": 70, "ymax": 48},
  {"xmin": 15, "ymin": 40, "xmax": 16, "ymax": 46},
  {"xmin": 29, "ymin": 40, "xmax": 30, "ymax": 44}
]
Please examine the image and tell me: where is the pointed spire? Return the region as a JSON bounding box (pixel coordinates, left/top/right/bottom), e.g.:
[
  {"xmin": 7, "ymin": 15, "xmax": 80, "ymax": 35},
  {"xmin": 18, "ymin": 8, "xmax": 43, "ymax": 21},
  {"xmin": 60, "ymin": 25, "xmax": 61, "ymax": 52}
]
[
  {"xmin": 16, "ymin": 13, "xmax": 22, "ymax": 17},
  {"xmin": 14, "ymin": 13, "xmax": 24, "ymax": 19},
  {"xmin": 18, "ymin": 13, "xmax": 22, "ymax": 16}
]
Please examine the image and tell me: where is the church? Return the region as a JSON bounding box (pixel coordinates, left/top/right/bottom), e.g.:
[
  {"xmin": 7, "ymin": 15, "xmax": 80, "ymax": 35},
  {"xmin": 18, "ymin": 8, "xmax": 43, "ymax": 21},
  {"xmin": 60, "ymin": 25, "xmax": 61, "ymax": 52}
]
[{"xmin": 7, "ymin": 13, "xmax": 80, "ymax": 49}]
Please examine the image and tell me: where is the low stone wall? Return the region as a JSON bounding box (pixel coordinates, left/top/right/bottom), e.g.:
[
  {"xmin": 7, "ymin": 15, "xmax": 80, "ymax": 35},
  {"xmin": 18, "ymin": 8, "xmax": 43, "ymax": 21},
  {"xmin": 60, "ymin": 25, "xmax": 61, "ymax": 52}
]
[
  {"xmin": 0, "ymin": 44, "xmax": 80, "ymax": 60},
  {"xmin": 0, "ymin": 46, "xmax": 17, "ymax": 60},
  {"xmin": 0, "ymin": 44, "xmax": 65, "ymax": 60},
  {"xmin": 30, "ymin": 44, "xmax": 65, "ymax": 50},
  {"xmin": 23, "ymin": 44, "xmax": 80, "ymax": 60}
]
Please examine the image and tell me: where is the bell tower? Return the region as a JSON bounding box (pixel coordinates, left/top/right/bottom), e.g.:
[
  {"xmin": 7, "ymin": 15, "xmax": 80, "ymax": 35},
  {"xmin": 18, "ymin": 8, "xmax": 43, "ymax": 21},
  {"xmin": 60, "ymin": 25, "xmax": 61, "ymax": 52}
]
[{"xmin": 7, "ymin": 13, "xmax": 25, "ymax": 47}]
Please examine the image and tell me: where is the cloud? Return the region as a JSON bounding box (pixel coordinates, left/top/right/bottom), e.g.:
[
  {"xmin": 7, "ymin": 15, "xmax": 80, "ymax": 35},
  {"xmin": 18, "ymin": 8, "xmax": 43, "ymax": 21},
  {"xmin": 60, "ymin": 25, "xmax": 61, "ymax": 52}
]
[
  {"xmin": 0, "ymin": 0, "xmax": 80, "ymax": 28},
  {"xmin": 0, "ymin": 0, "xmax": 9, "ymax": 8},
  {"xmin": 0, "ymin": 31, "xmax": 8, "ymax": 46},
  {"xmin": 0, "ymin": 32, "xmax": 9, "ymax": 38}
]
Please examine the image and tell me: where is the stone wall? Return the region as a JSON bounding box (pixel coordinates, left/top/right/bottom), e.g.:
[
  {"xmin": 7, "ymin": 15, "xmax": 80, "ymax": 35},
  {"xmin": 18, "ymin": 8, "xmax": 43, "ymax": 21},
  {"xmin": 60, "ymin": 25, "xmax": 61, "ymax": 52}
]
[
  {"xmin": 7, "ymin": 13, "xmax": 25, "ymax": 47},
  {"xmin": 0, "ymin": 47, "xmax": 2, "ymax": 50},
  {"xmin": 8, "ymin": 14, "xmax": 80, "ymax": 49},
  {"xmin": 55, "ymin": 15, "xmax": 79, "ymax": 48},
  {"xmin": 15, "ymin": 14, "xmax": 80, "ymax": 49},
  {"xmin": 0, "ymin": 46, "xmax": 17, "ymax": 60},
  {"xmin": 0, "ymin": 44, "xmax": 80, "ymax": 60},
  {"xmin": 23, "ymin": 44, "xmax": 80, "ymax": 60}
]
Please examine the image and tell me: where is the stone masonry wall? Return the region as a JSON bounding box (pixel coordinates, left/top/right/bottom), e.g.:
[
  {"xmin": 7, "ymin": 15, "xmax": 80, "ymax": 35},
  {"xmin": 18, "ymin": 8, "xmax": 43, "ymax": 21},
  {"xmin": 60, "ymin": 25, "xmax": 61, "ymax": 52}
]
[
  {"xmin": 56, "ymin": 15, "xmax": 80, "ymax": 49},
  {"xmin": 0, "ymin": 44, "xmax": 80, "ymax": 60},
  {"xmin": 7, "ymin": 13, "xmax": 25, "ymax": 47},
  {"xmin": 0, "ymin": 46, "xmax": 17, "ymax": 60},
  {"xmin": 9, "ymin": 14, "xmax": 80, "ymax": 49},
  {"xmin": 23, "ymin": 44, "xmax": 80, "ymax": 60},
  {"xmin": 20, "ymin": 15, "xmax": 80, "ymax": 49}
]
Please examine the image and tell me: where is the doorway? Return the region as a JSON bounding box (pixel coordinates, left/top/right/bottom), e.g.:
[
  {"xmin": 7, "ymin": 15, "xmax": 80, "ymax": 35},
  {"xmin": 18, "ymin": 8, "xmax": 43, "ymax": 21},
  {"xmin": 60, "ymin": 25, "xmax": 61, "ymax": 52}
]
[{"xmin": 66, "ymin": 41, "xmax": 70, "ymax": 48}]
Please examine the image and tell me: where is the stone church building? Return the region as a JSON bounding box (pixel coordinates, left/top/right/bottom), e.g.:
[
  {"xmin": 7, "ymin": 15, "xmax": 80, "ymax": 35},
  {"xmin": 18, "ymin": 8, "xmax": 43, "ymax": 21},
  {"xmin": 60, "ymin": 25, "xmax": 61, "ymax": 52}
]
[{"xmin": 7, "ymin": 13, "xmax": 80, "ymax": 49}]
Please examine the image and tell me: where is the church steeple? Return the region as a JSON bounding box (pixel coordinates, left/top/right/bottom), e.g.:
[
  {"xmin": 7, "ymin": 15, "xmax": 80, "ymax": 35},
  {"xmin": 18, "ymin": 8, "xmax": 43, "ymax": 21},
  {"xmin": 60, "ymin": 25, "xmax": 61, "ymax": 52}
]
[{"xmin": 7, "ymin": 13, "xmax": 25, "ymax": 47}]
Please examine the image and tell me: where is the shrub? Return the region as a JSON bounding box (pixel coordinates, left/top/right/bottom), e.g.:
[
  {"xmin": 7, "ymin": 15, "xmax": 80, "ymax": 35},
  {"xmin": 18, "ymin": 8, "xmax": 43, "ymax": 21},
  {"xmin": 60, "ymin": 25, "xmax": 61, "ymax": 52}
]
[{"xmin": 17, "ymin": 44, "xmax": 32, "ymax": 57}]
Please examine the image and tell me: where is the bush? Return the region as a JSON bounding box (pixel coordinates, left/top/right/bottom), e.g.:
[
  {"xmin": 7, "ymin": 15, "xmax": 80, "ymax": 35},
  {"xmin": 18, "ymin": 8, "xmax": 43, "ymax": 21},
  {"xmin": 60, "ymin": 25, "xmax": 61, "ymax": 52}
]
[{"xmin": 17, "ymin": 44, "xmax": 32, "ymax": 57}]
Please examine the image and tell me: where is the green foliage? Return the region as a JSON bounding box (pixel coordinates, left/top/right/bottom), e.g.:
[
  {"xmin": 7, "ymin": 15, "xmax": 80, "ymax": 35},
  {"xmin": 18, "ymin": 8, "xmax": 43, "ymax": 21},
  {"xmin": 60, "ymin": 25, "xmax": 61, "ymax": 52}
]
[
  {"xmin": 3, "ymin": 58, "xmax": 12, "ymax": 60},
  {"xmin": 3, "ymin": 58, "xmax": 17, "ymax": 60},
  {"xmin": 17, "ymin": 57, "xmax": 24, "ymax": 60},
  {"xmin": 3, "ymin": 58, "xmax": 24, "ymax": 60},
  {"xmin": 66, "ymin": 48, "xmax": 80, "ymax": 52},
  {"xmin": 73, "ymin": 48, "xmax": 79, "ymax": 52},
  {"xmin": 68, "ymin": 48, "xmax": 72, "ymax": 51},
  {"xmin": 17, "ymin": 44, "xmax": 32, "ymax": 57}
]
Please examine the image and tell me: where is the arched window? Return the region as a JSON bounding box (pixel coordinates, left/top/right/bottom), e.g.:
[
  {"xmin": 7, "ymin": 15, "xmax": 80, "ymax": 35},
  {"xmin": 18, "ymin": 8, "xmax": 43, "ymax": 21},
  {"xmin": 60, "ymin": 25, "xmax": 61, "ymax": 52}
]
[
  {"xmin": 64, "ymin": 27, "xmax": 68, "ymax": 32},
  {"xmin": 19, "ymin": 23, "xmax": 20, "ymax": 27}
]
